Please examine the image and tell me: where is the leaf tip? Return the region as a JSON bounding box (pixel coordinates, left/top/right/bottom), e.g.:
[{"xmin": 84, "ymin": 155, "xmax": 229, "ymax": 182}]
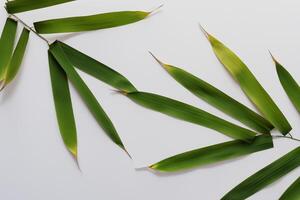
[
  {"xmin": 149, "ymin": 4, "xmax": 164, "ymax": 16},
  {"xmin": 0, "ymin": 80, "xmax": 6, "ymax": 92},
  {"xmin": 110, "ymin": 89, "xmax": 128, "ymax": 96},
  {"xmin": 148, "ymin": 51, "xmax": 171, "ymax": 70},
  {"xmin": 198, "ymin": 23, "xmax": 210, "ymax": 39}
]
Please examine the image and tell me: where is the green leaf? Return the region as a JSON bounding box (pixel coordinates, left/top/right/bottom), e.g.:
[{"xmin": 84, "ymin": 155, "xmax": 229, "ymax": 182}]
[
  {"xmin": 280, "ymin": 177, "xmax": 300, "ymax": 200},
  {"xmin": 34, "ymin": 9, "xmax": 155, "ymax": 34},
  {"xmin": 48, "ymin": 51, "xmax": 77, "ymax": 158},
  {"xmin": 0, "ymin": 18, "xmax": 17, "ymax": 81},
  {"xmin": 49, "ymin": 41, "xmax": 125, "ymax": 150},
  {"xmin": 202, "ymin": 27, "xmax": 291, "ymax": 135},
  {"xmin": 271, "ymin": 54, "xmax": 300, "ymax": 113},
  {"xmin": 125, "ymin": 91, "xmax": 257, "ymax": 142},
  {"xmin": 2, "ymin": 28, "xmax": 30, "ymax": 88},
  {"xmin": 58, "ymin": 41, "xmax": 137, "ymax": 93},
  {"xmin": 6, "ymin": 0, "xmax": 75, "ymax": 14},
  {"xmin": 150, "ymin": 135, "xmax": 273, "ymax": 172},
  {"xmin": 150, "ymin": 53, "xmax": 273, "ymax": 134},
  {"xmin": 222, "ymin": 146, "xmax": 300, "ymax": 200}
]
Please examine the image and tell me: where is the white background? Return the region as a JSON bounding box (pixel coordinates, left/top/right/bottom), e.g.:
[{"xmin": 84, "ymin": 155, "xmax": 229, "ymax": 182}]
[{"xmin": 0, "ymin": 0, "xmax": 300, "ymax": 199}]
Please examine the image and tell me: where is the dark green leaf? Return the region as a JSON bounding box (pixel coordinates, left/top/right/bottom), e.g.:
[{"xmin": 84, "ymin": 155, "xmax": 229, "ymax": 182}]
[
  {"xmin": 280, "ymin": 177, "xmax": 300, "ymax": 200},
  {"xmin": 59, "ymin": 41, "xmax": 137, "ymax": 93},
  {"xmin": 271, "ymin": 54, "xmax": 300, "ymax": 113},
  {"xmin": 49, "ymin": 41, "xmax": 125, "ymax": 150},
  {"xmin": 0, "ymin": 18, "xmax": 17, "ymax": 81},
  {"xmin": 125, "ymin": 91, "xmax": 257, "ymax": 142},
  {"xmin": 34, "ymin": 10, "xmax": 153, "ymax": 34},
  {"xmin": 150, "ymin": 135, "xmax": 273, "ymax": 172},
  {"xmin": 150, "ymin": 53, "xmax": 273, "ymax": 133},
  {"xmin": 2, "ymin": 28, "xmax": 30, "ymax": 88},
  {"xmin": 202, "ymin": 27, "xmax": 291, "ymax": 135},
  {"xmin": 48, "ymin": 51, "xmax": 77, "ymax": 158},
  {"xmin": 6, "ymin": 0, "xmax": 75, "ymax": 14},
  {"xmin": 222, "ymin": 147, "xmax": 300, "ymax": 200}
]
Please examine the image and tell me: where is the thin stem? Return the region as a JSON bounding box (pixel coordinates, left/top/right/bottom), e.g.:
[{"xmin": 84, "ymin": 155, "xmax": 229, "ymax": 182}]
[
  {"xmin": 8, "ymin": 13, "xmax": 50, "ymax": 45},
  {"xmin": 273, "ymin": 135, "xmax": 300, "ymax": 142}
]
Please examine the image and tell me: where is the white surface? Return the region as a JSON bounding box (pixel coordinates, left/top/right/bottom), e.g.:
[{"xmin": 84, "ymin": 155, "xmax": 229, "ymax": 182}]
[{"xmin": 0, "ymin": 0, "xmax": 300, "ymax": 199}]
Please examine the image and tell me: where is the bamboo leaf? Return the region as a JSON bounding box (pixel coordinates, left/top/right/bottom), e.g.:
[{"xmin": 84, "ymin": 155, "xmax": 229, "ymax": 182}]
[
  {"xmin": 201, "ymin": 27, "xmax": 291, "ymax": 135},
  {"xmin": 150, "ymin": 135, "xmax": 273, "ymax": 172},
  {"xmin": 2, "ymin": 28, "xmax": 30, "ymax": 88},
  {"xmin": 34, "ymin": 8, "xmax": 158, "ymax": 34},
  {"xmin": 6, "ymin": 0, "xmax": 75, "ymax": 14},
  {"xmin": 280, "ymin": 177, "xmax": 300, "ymax": 200},
  {"xmin": 222, "ymin": 146, "xmax": 300, "ymax": 200},
  {"xmin": 150, "ymin": 53, "xmax": 273, "ymax": 134},
  {"xmin": 49, "ymin": 41, "xmax": 126, "ymax": 150},
  {"xmin": 58, "ymin": 41, "xmax": 137, "ymax": 93},
  {"xmin": 271, "ymin": 54, "xmax": 300, "ymax": 113},
  {"xmin": 48, "ymin": 51, "xmax": 77, "ymax": 158},
  {"xmin": 0, "ymin": 18, "xmax": 17, "ymax": 82},
  {"xmin": 125, "ymin": 91, "xmax": 257, "ymax": 142}
]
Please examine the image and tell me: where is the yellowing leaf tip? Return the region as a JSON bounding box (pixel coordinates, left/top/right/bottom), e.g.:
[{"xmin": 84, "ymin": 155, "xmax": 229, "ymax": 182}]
[
  {"xmin": 148, "ymin": 51, "xmax": 171, "ymax": 70},
  {"xmin": 198, "ymin": 23, "xmax": 210, "ymax": 39},
  {"xmin": 268, "ymin": 51, "xmax": 277, "ymax": 63},
  {"xmin": 149, "ymin": 4, "xmax": 164, "ymax": 16}
]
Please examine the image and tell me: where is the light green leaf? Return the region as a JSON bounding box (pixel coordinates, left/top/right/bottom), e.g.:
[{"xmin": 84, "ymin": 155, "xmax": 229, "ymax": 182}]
[
  {"xmin": 48, "ymin": 51, "xmax": 77, "ymax": 158},
  {"xmin": 280, "ymin": 177, "xmax": 300, "ymax": 200},
  {"xmin": 150, "ymin": 53, "xmax": 273, "ymax": 134},
  {"xmin": 2, "ymin": 28, "xmax": 30, "ymax": 88},
  {"xmin": 222, "ymin": 146, "xmax": 300, "ymax": 200},
  {"xmin": 59, "ymin": 41, "xmax": 137, "ymax": 93},
  {"xmin": 125, "ymin": 91, "xmax": 257, "ymax": 142},
  {"xmin": 202, "ymin": 27, "xmax": 291, "ymax": 135},
  {"xmin": 0, "ymin": 18, "xmax": 17, "ymax": 81},
  {"xmin": 271, "ymin": 54, "xmax": 300, "ymax": 113},
  {"xmin": 6, "ymin": 0, "xmax": 75, "ymax": 14},
  {"xmin": 34, "ymin": 9, "xmax": 156, "ymax": 34},
  {"xmin": 150, "ymin": 135, "xmax": 273, "ymax": 172},
  {"xmin": 49, "ymin": 41, "xmax": 125, "ymax": 150}
]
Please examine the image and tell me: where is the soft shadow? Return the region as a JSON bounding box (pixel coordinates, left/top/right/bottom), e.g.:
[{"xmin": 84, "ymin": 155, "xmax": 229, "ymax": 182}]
[
  {"xmin": 0, "ymin": 70, "xmax": 23, "ymax": 104},
  {"xmin": 45, "ymin": 32, "xmax": 86, "ymax": 42}
]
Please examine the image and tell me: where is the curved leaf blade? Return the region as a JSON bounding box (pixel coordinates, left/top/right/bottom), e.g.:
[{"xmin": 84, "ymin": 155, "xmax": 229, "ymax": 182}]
[
  {"xmin": 272, "ymin": 55, "xmax": 300, "ymax": 113},
  {"xmin": 0, "ymin": 18, "xmax": 17, "ymax": 81},
  {"xmin": 150, "ymin": 53, "xmax": 273, "ymax": 133},
  {"xmin": 48, "ymin": 51, "xmax": 77, "ymax": 158},
  {"xmin": 222, "ymin": 147, "xmax": 300, "ymax": 200},
  {"xmin": 34, "ymin": 10, "xmax": 152, "ymax": 34},
  {"xmin": 49, "ymin": 42, "xmax": 125, "ymax": 150},
  {"xmin": 3, "ymin": 28, "xmax": 30, "ymax": 87},
  {"xmin": 6, "ymin": 0, "xmax": 75, "ymax": 14},
  {"xmin": 150, "ymin": 135, "xmax": 273, "ymax": 172},
  {"xmin": 59, "ymin": 41, "xmax": 137, "ymax": 93},
  {"xmin": 125, "ymin": 91, "xmax": 257, "ymax": 142},
  {"xmin": 280, "ymin": 177, "xmax": 300, "ymax": 200},
  {"xmin": 202, "ymin": 28, "xmax": 291, "ymax": 135}
]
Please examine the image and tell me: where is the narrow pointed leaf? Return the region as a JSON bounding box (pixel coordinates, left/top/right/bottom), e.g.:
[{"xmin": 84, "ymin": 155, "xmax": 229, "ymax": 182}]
[
  {"xmin": 59, "ymin": 41, "xmax": 137, "ymax": 93},
  {"xmin": 150, "ymin": 135, "xmax": 273, "ymax": 172},
  {"xmin": 48, "ymin": 51, "xmax": 77, "ymax": 158},
  {"xmin": 3, "ymin": 28, "xmax": 30, "ymax": 87},
  {"xmin": 125, "ymin": 91, "xmax": 257, "ymax": 142},
  {"xmin": 202, "ymin": 29, "xmax": 291, "ymax": 135},
  {"xmin": 151, "ymin": 54, "xmax": 273, "ymax": 133},
  {"xmin": 0, "ymin": 18, "xmax": 17, "ymax": 81},
  {"xmin": 49, "ymin": 42, "xmax": 125, "ymax": 150},
  {"xmin": 280, "ymin": 177, "xmax": 300, "ymax": 200},
  {"xmin": 272, "ymin": 55, "xmax": 300, "ymax": 113},
  {"xmin": 6, "ymin": 0, "xmax": 74, "ymax": 14},
  {"xmin": 222, "ymin": 146, "xmax": 300, "ymax": 200},
  {"xmin": 34, "ymin": 10, "xmax": 152, "ymax": 34}
]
